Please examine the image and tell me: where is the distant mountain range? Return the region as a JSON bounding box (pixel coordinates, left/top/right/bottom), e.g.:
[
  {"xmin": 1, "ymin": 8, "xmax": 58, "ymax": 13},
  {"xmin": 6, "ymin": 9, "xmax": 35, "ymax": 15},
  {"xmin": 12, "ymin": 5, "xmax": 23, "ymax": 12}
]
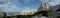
[
  {"xmin": 3, "ymin": 4, "xmax": 60, "ymax": 16},
  {"xmin": 7, "ymin": 12, "xmax": 21, "ymax": 16}
]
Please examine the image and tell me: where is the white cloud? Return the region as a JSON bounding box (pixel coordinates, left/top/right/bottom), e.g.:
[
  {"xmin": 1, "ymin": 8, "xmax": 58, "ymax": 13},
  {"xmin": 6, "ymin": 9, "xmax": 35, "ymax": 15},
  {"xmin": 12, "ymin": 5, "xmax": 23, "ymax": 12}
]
[
  {"xmin": 0, "ymin": 0, "xmax": 21, "ymax": 12},
  {"xmin": 49, "ymin": 0, "xmax": 60, "ymax": 6},
  {"xmin": 40, "ymin": 0, "xmax": 49, "ymax": 2},
  {"xmin": 40, "ymin": 0, "xmax": 60, "ymax": 6}
]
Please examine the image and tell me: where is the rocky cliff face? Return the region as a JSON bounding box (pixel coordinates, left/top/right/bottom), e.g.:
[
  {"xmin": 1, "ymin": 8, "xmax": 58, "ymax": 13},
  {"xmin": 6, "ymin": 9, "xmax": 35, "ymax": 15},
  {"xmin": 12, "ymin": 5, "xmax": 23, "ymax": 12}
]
[
  {"xmin": 37, "ymin": 2, "xmax": 51, "ymax": 11},
  {"xmin": 52, "ymin": 4, "xmax": 60, "ymax": 11}
]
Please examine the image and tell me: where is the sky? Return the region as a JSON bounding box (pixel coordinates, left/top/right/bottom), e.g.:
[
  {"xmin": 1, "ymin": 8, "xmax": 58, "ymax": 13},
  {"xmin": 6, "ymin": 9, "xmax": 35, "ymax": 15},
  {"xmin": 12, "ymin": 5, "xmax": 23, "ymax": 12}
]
[{"xmin": 0, "ymin": 0, "xmax": 60, "ymax": 12}]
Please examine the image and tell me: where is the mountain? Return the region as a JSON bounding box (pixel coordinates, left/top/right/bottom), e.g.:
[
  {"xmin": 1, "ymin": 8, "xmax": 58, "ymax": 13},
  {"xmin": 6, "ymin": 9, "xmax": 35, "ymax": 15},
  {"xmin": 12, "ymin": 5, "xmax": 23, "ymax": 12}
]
[
  {"xmin": 37, "ymin": 2, "xmax": 52, "ymax": 11},
  {"xmin": 52, "ymin": 4, "xmax": 60, "ymax": 11},
  {"xmin": 20, "ymin": 9, "xmax": 37, "ymax": 15},
  {"xmin": 7, "ymin": 12, "xmax": 21, "ymax": 16}
]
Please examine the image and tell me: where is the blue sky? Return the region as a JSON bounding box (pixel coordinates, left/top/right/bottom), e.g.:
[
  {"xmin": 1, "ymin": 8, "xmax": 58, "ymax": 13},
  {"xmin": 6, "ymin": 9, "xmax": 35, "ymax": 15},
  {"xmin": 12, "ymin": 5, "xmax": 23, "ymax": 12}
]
[
  {"xmin": 0, "ymin": 0, "xmax": 60, "ymax": 12},
  {"xmin": 16, "ymin": 0, "xmax": 42, "ymax": 9}
]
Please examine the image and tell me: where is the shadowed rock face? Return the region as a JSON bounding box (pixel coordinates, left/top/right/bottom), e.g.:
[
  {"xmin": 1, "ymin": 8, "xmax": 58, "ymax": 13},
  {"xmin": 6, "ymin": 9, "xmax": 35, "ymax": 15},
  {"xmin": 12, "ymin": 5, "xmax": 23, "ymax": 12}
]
[
  {"xmin": 57, "ymin": 16, "xmax": 60, "ymax": 18},
  {"xmin": 33, "ymin": 11, "xmax": 48, "ymax": 17},
  {"xmin": 57, "ymin": 9, "xmax": 60, "ymax": 11},
  {"xmin": 52, "ymin": 4, "xmax": 60, "ymax": 11}
]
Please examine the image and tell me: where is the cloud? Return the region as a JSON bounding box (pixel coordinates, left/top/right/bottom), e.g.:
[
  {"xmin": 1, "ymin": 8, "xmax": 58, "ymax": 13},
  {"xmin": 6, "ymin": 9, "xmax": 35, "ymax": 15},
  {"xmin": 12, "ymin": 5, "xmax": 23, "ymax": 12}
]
[
  {"xmin": 49, "ymin": 0, "xmax": 60, "ymax": 6},
  {"xmin": 40, "ymin": 0, "xmax": 60, "ymax": 6},
  {"xmin": 0, "ymin": 0, "xmax": 21, "ymax": 12},
  {"xmin": 40, "ymin": 0, "xmax": 49, "ymax": 2}
]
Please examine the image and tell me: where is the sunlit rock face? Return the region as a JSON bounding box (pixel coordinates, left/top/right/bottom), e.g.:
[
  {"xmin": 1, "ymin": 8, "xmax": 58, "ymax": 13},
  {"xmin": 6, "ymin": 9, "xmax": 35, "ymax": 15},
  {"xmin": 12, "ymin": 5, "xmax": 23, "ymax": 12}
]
[
  {"xmin": 38, "ymin": 2, "xmax": 51, "ymax": 11},
  {"xmin": 7, "ymin": 13, "xmax": 11, "ymax": 16},
  {"xmin": 42, "ymin": 2, "xmax": 51, "ymax": 10}
]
